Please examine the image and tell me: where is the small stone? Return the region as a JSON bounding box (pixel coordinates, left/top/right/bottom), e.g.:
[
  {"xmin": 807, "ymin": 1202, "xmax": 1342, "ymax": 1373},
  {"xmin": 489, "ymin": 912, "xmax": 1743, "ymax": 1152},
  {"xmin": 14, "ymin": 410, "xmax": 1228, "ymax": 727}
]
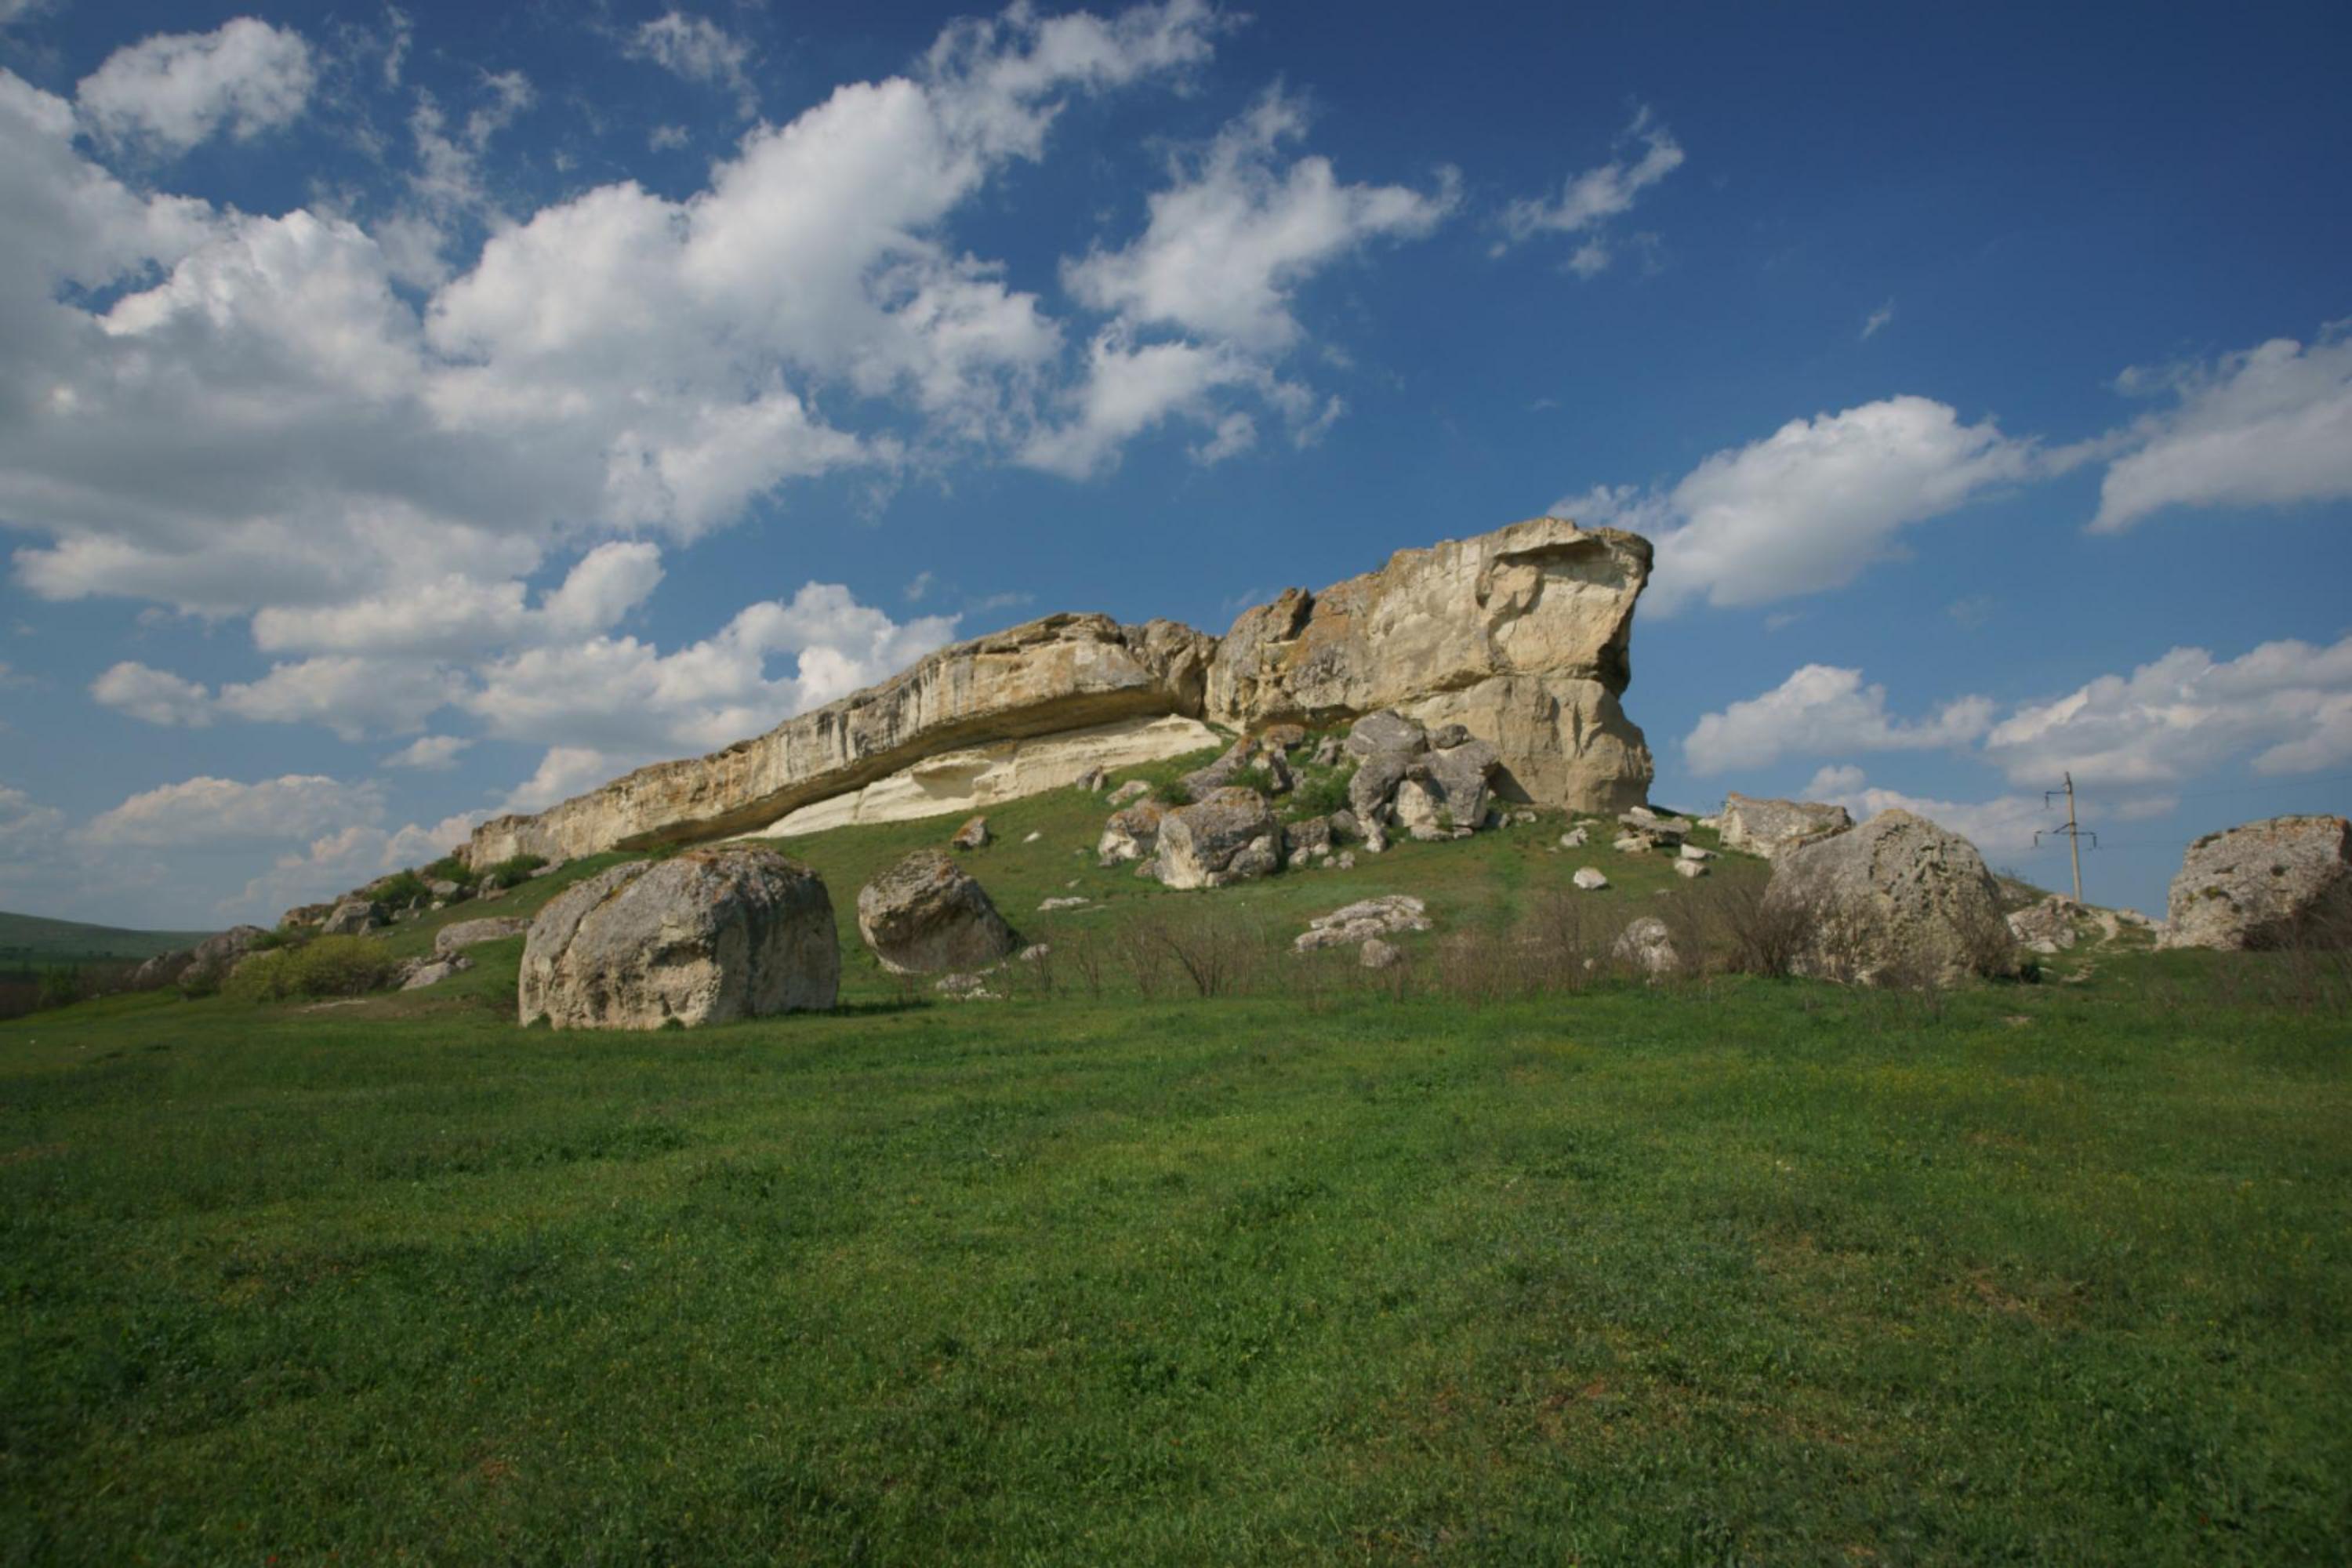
[
  {"xmin": 1673, "ymin": 858, "xmax": 1708, "ymax": 879},
  {"xmin": 1038, "ymin": 896, "xmax": 1090, "ymax": 912},
  {"xmin": 1023, "ymin": 830, "xmax": 1042, "ymax": 844},
  {"xmin": 951, "ymin": 815, "xmax": 990, "ymax": 851},
  {"xmin": 1573, "ymin": 867, "xmax": 1610, "ymax": 891},
  {"xmin": 1360, "ymin": 937, "xmax": 1402, "ymax": 969},
  {"xmin": 1559, "ymin": 826, "xmax": 1589, "ymax": 849}
]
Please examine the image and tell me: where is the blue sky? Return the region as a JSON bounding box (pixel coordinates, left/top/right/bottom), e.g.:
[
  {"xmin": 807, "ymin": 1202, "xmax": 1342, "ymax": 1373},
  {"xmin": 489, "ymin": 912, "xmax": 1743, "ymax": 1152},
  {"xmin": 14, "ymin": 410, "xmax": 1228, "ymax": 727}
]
[{"xmin": 0, "ymin": 0, "xmax": 2347, "ymax": 927}]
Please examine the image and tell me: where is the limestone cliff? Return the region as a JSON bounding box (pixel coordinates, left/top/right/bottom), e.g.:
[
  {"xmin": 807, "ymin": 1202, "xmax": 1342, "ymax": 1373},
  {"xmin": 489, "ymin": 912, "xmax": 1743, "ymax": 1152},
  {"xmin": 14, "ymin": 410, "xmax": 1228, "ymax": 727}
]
[{"xmin": 466, "ymin": 519, "xmax": 1653, "ymax": 866}]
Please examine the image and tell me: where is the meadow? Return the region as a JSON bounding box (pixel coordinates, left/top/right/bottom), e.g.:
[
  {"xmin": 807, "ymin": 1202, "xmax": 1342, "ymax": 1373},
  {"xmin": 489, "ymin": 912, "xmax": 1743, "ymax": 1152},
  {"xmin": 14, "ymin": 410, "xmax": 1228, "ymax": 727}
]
[{"xmin": 2, "ymin": 784, "xmax": 2347, "ymax": 1564}]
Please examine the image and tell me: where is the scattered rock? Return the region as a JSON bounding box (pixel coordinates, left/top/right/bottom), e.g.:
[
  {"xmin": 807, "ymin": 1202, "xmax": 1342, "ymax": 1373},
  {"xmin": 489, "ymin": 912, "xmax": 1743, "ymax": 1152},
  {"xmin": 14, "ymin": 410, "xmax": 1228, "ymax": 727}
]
[
  {"xmin": 1611, "ymin": 834, "xmax": 1654, "ymax": 855},
  {"xmin": 1022, "ymin": 830, "xmax": 1042, "ymax": 844},
  {"xmin": 1105, "ymin": 779, "xmax": 1151, "ymax": 808},
  {"xmin": 1611, "ymin": 916, "xmax": 1680, "ymax": 976},
  {"xmin": 934, "ymin": 972, "xmax": 1000, "ymax": 1001},
  {"xmin": 1076, "ymin": 765, "xmax": 1107, "ymax": 793},
  {"xmin": 1151, "ymin": 787, "xmax": 1283, "ymax": 890},
  {"xmin": 1766, "ymin": 810, "xmax": 2012, "ymax": 985},
  {"xmin": 1334, "ymin": 851, "xmax": 1356, "ymax": 870},
  {"xmin": 1360, "ymin": 937, "xmax": 1402, "ymax": 969},
  {"xmin": 1308, "ymin": 735, "xmax": 1343, "ymax": 768},
  {"xmin": 2007, "ymin": 895, "xmax": 2084, "ymax": 954},
  {"xmin": 2160, "ymin": 815, "xmax": 2352, "ymax": 950},
  {"xmin": 1429, "ymin": 722, "xmax": 1471, "ymax": 749},
  {"xmin": 435, "ymin": 916, "xmax": 529, "ymax": 956},
  {"xmin": 951, "ymin": 815, "xmax": 990, "ymax": 851},
  {"xmin": 1259, "ymin": 722, "xmax": 1308, "ymax": 752},
  {"xmin": 1573, "ymin": 867, "xmax": 1610, "ymax": 891},
  {"xmin": 1559, "ymin": 826, "xmax": 1590, "ymax": 849},
  {"xmin": 1719, "ymin": 793, "xmax": 1854, "ymax": 859},
  {"xmin": 398, "ymin": 954, "xmax": 475, "ymax": 991},
  {"xmin": 321, "ymin": 899, "xmax": 383, "ymax": 937},
  {"xmin": 1097, "ymin": 800, "xmax": 1167, "ymax": 866},
  {"xmin": 1345, "ymin": 710, "xmax": 1428, "ymax": 758},
  {"xmin": 1394, "ymin": 777, "xmax": 1445, "ymax": 841},
  {"xmin": 279, "ymin": 902, "xmax": 335, "ymax": 931},
  {"xmin": 518, "ymin": 845, "xmax": 839, "ymax": 1029},
  {"xmin": 857, "ymin": 849, "xmax": 1018, "ymax": 975},
  {"xmin": 1679, "ymin": 843, "xmax": 1713, "ymax": 862},
  {"xmin": 1038, "ymin": 896, "xmax": 1091, "ymax": 912},
  {"xmin": 428, "ymin": 879, "xmax": 466, "ymax": 902},
  {"xmin": 1294, "ymin": 894, "xmax": 1432, "ymax": 953},
  {"xmin": 1672, "ymin": 858, "xmax": 1708, "ymax": 880},
  {"xmin": 1286, "ymin": 815, "xmax": 1335, "ymax": 858},
  {"xmin": 1016, "ymin": 942, "xmax": 1051, "ymax": 963}
]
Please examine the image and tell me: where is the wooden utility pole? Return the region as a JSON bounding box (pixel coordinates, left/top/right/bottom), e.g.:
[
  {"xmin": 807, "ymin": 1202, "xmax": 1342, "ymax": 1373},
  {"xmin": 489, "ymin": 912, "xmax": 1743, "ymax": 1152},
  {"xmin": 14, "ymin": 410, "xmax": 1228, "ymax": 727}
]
[{"xmin": 2037, "ymin": 771, "xmax": 2093, "ymax": 903}]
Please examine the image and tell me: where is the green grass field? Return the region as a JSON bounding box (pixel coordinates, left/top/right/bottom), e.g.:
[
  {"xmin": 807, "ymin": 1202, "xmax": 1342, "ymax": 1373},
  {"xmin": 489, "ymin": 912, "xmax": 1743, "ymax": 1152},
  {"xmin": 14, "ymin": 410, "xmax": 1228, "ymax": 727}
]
[
  {"xmin": 3, "ymin": 783, "xmax": 2347, "ymax": 1563},
  {"xmin": 0, "ymin": 910, "xmax": 215, "ymax": 967}
]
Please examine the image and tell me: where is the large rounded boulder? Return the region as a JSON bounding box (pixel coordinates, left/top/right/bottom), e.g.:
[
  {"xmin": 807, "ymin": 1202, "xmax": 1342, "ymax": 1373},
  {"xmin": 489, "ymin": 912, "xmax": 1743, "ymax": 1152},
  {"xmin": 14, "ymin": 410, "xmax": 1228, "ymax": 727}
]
[
  {"xmin": 518, "ymin": 846, "xmax": 839, "ymax": 1029},
  {"xmin": 2161, "ymin": 815, "xmax": 2351, "ymax": 950},
  {"xmin": 1765, "ymin": 808, "xmax": 2012, "ymax": 985},
  {"xmin": 1149, "ymin": 786, "xmax": 1282, "ymax": 889},
  {"xmin": 857, "ymin": 848, "xmax": 1018, "ymax": 974}
]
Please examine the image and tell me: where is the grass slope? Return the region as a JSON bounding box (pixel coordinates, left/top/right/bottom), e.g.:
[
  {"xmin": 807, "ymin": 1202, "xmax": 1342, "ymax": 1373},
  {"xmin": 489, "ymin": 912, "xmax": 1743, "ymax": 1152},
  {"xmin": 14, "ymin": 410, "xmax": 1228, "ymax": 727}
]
[
  {"xmin": 0, "ymin": 910, "xmax": 215, "ymax": 967},
  {"xmin": 2, "ymin": 786, "xmax": 2346, "ymax": 1564}
]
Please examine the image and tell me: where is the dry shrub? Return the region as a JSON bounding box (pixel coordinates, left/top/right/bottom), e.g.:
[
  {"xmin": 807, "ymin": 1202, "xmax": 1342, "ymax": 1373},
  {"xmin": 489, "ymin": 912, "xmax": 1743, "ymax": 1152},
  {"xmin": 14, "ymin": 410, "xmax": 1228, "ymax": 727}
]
[
  {"xmin": 1682, "ymin": 877, "xmax": 1815, "ymax": 978},
  {"xmin": 1152, "ymin": 909, "xmax": 1266, "ymax": 999},
  {"xmin": 1116, "ymin": 918, "xmax": 1176, "ymax": 1000},
  {"xmin": 1059, "ymin": 927, "xmax": 1109, "ymax": 1001}
]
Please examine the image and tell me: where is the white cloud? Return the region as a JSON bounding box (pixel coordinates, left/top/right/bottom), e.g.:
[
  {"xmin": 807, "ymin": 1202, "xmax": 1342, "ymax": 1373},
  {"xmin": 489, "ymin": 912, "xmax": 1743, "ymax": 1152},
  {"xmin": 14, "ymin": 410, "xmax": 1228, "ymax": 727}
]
[
  {"xmin": 1683, "ymin": 664, "xmax": 1994, "ymax": 775},
  {"xmin": 234, "ymin": 809, "xmax": 485, "ymax": 920},
  {"xmin": 91, "ymin": 661, "xmax": 213, "ymax": 727},
  {"xmin": 649, "ymin": 123, "xmax": 691, "ymax": 152},
  {"xmin": 1863, "ymin": 300, "xmax": 1894, "ymax": 340},
  {"xmin": 628, "ymin": 12, "xmax": 757, "ymax": 118},
  {"xmin": 1797, "ymin": 767, "xmax": 2053, "ymax": 858},
  {"xmin": 2090, "ymin": 326, "xmax": 2352, "ymax": 532},
  {"xmin": 1497, "ymin": 106, "xmax": 1682, "ymax": 274},
  {"xmin": 80, "ymin": 774, "xmax": 386, "ymax": 847},
  {"xmin": 1063, "ymin": 87, "xmax": 1457, "ymax": 353},
  {"xmin": 496, "ymin": 746, "xmax": 642, "ymax": 815},
  {"xmin": 1562, "ymin": 395, "xmax": 2041, "ymax": 612},
  {"xmin": 0, "ymin": 784, "xmax": 65, "ymax": 849},
  {"xmin": 1983, "ymin": 633, "xmax": 2352, "ymax": 787},
  {"xmin": 382, "ymin": 734, "xmax": 472, "ymax": 770},
  {"xmin": 250, "ymin": 541, "xmax": 663, "ymax": 658},
  {"xmin": 1018, "ymin": 330, "xmax": 1258, "ymax": 479},
  {"xmin": 76, "ymin": 18, "xmax": 316, "ymax": 154}
]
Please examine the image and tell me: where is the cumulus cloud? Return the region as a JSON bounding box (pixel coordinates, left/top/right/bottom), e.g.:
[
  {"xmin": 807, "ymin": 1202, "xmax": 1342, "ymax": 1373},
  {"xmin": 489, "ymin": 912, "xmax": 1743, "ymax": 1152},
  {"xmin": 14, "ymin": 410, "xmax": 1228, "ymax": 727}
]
[
  {"xmin": 79, "ymin": 773, "xmax": 385, "ymax": 847},
  {"xmin": 2090, "ymin": 326, "xmax": 2352, "ymax": 532},
  {"xmin": 1497, "ymin": 105, "xmax": 1682, "ymax": 274},
  {"xmin": 1683, "ymin": 664, "xmax": 1994, "ymax": 775},
  {"xmin": 95, "ymin": 655, "xmax": 466, "ymax": 740},
  {"xmin": 383, "ymin": 734, "xmax": 472, "ymax": 770},
  {"xmin": 91, "ymin": 661, "xmax": 214, "ymax": 726},
  {"xmin": 1983, "ymin": 633, "xmax": 2352, "ymax": 786},
  {"xmin": 1798, "ymin": 766, "xmax": 2053, "ymax": 858},
  {"xmin": 628, "ymin": 11, "xmax": 757, "ymax": 118},
  {"xmin": 75, "ymin": 18, "xmax": 316, "ymax": 154},
  {"xmin": 1561, "ymin": 395, "xmax": 2042, "ymax": 612},
  {"xmin": 1064, "ymin": 87, "xmax": 1457, "ymax": 353},
  {"xmin": 2, "ymin": 2, "xmax": 1230, "ymax": 634}
]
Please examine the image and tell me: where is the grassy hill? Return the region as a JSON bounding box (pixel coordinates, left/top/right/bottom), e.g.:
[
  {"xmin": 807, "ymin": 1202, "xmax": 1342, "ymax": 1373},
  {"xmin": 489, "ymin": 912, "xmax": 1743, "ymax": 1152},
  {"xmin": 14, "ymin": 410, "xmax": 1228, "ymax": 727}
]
[
  {"xmin": 0, "ymin": 909, "xmax": 213, "ymax": 967},
  {"xmin": 2, "ymin": 775, "xmax": 2345, "ymax": 1564}
]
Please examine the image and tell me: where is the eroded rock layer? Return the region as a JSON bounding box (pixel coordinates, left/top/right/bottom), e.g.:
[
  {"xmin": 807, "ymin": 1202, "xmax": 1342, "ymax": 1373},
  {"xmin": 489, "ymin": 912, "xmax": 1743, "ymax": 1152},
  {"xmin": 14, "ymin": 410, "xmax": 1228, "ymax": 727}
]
[{"xmin": 466, "ymin": 519, "xmax": 1654, "ymax": 865}]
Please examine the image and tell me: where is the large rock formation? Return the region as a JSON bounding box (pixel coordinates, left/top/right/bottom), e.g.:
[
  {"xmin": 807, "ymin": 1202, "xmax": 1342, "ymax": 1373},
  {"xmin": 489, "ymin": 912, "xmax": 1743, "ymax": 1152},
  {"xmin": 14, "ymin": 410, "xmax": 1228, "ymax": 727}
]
[
  {"xmin": 468, "ymin": 517, "xmax": 1654, "ymax": 866},
  {"xmin": 855, "ymin": 850, "xmax": 1018, "ymax": 974},
  {"xmin": 2161, "ymin": 815, "xmax": 2352, "ymax": 950},
  {"xmin": 1207, "ymin": 518, "xmax": 1653, "ymax": 809},
  {"xmin": 1149, "ymin": 788, "xmax": 1283, "ymax": 889},
  {"xmin": 1765, "ymin": 810, "xmax": 2013, "ymax": 985},
  {"xmin": 517, "ymin": 846, "xmax": 838, "ymax": 1029}
]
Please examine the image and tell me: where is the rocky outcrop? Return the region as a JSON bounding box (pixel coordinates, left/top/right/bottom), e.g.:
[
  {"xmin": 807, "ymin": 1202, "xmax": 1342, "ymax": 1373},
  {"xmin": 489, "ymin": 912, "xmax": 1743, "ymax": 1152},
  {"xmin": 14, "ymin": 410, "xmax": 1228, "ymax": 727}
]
[
  {"xmin": 2161, "ymin": 815, "xmax": 2352, "ymax": 951},
  {"xmin": 517, "ymin": 846, "xmax": 838, "ymax": 1029},
  {"xmin": 471, "ymin": 614, "xmax": 1218, "ymax": 864},
  {"xmin": 1294, "ymin": 895, "xmax": 1431, "ymax": 953},
  {"xmin": 1765, "ymin": 810, "xmax": 2011, "ymax": 985},
  {"xmin": 1209, "ymin": 518, "xmax": 1651, "ymax": 810},
  {"xmin": 1719, "ymin": 793, "xmax": 1854, "ymax": 859},
  {"xmin": 1096, "ymin": 800, "xmax": 1167, "ymax": 867},
  {"xmin": 2007, "ymin": 895, "xmax": 2085, "ymax": 954},
  {"xmin": 320, "ymin": 899, "xmax": 382, "ymax": 937},
  {"xmin": 856, "ymin": 849, "xmax": 1018, "ymax": 975},
  {"xmin": 1150, "ymin": 788, "xmax": 1283, "ymax": 890},
  {"xmin": 468, "ymin": 517, "xmax": 1655, "ymax": 865}
]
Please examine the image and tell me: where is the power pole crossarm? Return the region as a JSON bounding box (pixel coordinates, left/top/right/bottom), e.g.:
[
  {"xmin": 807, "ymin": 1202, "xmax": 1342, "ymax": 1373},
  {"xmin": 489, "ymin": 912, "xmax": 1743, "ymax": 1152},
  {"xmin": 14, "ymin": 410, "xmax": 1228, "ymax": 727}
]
[{"xmin": 2035, "ymin": 772, "xmax": 2096, "ymax": 904}]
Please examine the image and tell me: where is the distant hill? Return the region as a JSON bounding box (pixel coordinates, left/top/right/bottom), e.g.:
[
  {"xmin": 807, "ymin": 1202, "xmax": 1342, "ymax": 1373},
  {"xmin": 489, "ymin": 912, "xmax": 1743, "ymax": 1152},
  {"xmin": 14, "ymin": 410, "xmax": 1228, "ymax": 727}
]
[{"xmin": 0, "ymin": 910, "xmax": 216, "ymax": 967}]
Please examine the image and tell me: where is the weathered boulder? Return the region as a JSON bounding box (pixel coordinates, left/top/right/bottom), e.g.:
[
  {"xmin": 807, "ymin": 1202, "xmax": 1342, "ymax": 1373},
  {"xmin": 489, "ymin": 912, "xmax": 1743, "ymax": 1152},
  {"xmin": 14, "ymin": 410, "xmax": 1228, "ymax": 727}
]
[
  {"xmin": 1423, "ymin": 738, "xmax": 1499, "ymax": 828},
  {"xmin": 1672, "ymin": 858, "xmax": 1708, "ymax": 880},
  {"xmin": 1294, "ymin": 894, "xmax": 1432, "ymax": 953},
  {"xmin": 435, "ymin": 916, "xmax": 529, "ymax": 957},
  {"xmin": 519, "ymin": 846, "xmax": 839, "ymax": 1029},
  {"xmin": 399, "ymin": 954, "xmax": 474, "ymax": 991},
  {"xmin": 1766, "ymin": 810, "xmax": 2011, "ymax": 985},
  {"xmin": 187, "ymin": 926, "xmax": 269, "ymax": 981},
  {"xmin": 1719, "ymin": 793, "xmax": 1853, "ymax": 859},
  {"xmin": 2160, "ymin": 815, "xmax": 2352, "ymax": 950},
  {"xmin": 1096, "ymin": 800, "xmax": 1167, "ymax": 866},
  {"xmin": 1611, "ymin": 916, "xmax": 1680, "ymax": 976},
  {"xmin": 951, "ymin": 815, "xmax": 990, "ymax": 851},
  {"xmin": 1285, "ymin": 815, "xmax": 1335, "ymax": 858},
  {"xmin": 1106, "ymin": 779, "xmax": 1150, "ymax": 807},
  {"xmin": 1150, "ymin": 787, "xmax": 1282, "ymax": 890},
  {"xmin": 321, "ymin": 899, "xmax": 383, "ymax": 936},
  {"xmin": 127, "ymin": 949, "xmax": 195, "ymax": 991},
  {"xmin": 1573, "ymin": 866, "xmax": 1609, "ymax": 891},
  {"xmin": 856, "ymin": 849, "xmax": 1018, "ymax": 974},
  {"xmin": 1345, "ymin": 710, "xmax": 1427, "ymax": 758}
]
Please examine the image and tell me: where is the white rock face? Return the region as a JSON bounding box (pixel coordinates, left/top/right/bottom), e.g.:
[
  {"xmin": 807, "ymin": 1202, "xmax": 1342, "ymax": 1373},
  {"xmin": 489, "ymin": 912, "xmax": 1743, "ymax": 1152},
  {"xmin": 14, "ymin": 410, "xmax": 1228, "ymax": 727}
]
[
  {"xmin": 518, "ymin": 846, "xmax": 839, "ymax": 1029},
  {"xmin": 748, "ymin": 715, "xmax": 1218, "ymax": 838},
  {"xmin": 2160, "ymin": 815, "xmax": 2352, "ymax": 950}
]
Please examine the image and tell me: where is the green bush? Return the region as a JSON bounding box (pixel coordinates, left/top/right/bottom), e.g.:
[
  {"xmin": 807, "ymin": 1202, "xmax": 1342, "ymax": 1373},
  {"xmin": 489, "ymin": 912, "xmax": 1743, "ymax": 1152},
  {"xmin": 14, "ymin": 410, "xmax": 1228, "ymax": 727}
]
[
  {"xmin": 479, "ymin": 854, "xmax": 548, "ymax": 890},
  {"xmin": 422, "ymin": 854, "xmax": 472, "ymax": 886},
  {"xmin": 222, "ymin": 937, "xmax": 399, "ymax": 1004},
  {"xmin": 370, "ymin": 869, "xmax": 432, "ymax": 907},
  {"xmin": 1151, "ymin": 779, "xmax": 1192, "ymax": 808},
  {"xmin": 35, "ymin": 966, "xmax": 82, "ymax": 1011},
  {"xmin": 1287, "ymin": 766, "xmax": 1353, "ymax": 818}
]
